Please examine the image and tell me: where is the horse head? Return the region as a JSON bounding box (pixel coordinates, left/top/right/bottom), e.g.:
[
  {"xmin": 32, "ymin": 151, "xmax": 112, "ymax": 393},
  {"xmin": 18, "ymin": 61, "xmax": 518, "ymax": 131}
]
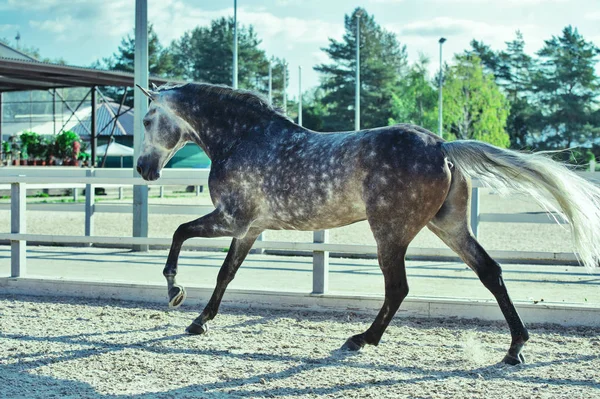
[{"xmin": 135, "ymin": 84, "xmax": 195, "ymax": 181}]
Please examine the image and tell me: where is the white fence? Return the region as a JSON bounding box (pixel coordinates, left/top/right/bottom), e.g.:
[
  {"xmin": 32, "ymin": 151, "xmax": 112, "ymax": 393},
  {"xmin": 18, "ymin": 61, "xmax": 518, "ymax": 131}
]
[{"xmin": 1, "ymin": 167, "xmax": 598, "ymax": 295}]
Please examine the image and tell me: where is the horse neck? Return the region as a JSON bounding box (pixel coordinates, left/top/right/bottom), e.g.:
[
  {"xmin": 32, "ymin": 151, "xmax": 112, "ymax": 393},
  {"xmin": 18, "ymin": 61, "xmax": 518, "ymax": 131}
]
[{"xmin": 180, "ymin": 99, "xmax": 300, "ymax": 160}]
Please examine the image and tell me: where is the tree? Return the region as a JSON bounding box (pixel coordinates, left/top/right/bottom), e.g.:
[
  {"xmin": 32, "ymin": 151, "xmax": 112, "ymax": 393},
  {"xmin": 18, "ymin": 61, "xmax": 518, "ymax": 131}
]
[
  {"xmin": 315, "ymin": 7, "xmax": 408, "ymax": 131},
  {"xmin": 97, "ymin": 25, "xmax": 177, "ymax": 105},
  {"xmin": 532, "ymin": 26, "xmax": 600, "ymax": 152},
  {"xmin": 443, "ymin": 55, "xmax": 510, "ymax": 147},
  {"xmin": 388, "ymin": 55, "xmax": 438, "ymax": 131},
  {"xmin": 169, "ymin": 18, "xmax": 289, "ymax": 109},
  {"xmin": 468, "ymin": 32, "xmax": 536, "ymax": 149}
]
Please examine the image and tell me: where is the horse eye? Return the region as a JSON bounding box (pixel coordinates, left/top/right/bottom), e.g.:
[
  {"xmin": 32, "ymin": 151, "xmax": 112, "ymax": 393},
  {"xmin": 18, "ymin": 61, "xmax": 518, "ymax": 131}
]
[{"xmin": 143, "ymin": 120, "xmax": 150, "ymax": 128}]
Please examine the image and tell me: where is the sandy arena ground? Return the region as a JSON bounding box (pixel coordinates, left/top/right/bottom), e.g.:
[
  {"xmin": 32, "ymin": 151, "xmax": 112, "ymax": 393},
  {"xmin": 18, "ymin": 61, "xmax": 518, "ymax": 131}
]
[{"xmin": 1, "ymin": 295, "xmax": 599, "ymax": 399}]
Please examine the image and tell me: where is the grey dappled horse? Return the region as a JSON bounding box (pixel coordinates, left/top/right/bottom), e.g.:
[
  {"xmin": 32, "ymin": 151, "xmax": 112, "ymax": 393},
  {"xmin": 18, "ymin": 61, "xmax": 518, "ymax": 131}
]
[{"xmin": 136, "ymin": 83, "xmax": 600, "ymax": 365}]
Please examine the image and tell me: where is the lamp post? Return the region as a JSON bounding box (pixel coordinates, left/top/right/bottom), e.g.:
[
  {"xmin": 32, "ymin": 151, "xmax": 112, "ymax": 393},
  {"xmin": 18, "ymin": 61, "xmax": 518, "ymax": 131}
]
[
  {"xmin": 282, "ymin": 61, "xmax": 287, "ymax": 114},
  {"xmin": 268, "ymin": 59, "xmax": 273, "ymax": 104},
  {"xmin": 355, "ymin": 12, "xmax": 361, "ymax": 131},
  {"xmin": 298, "ymin": 66, "xmax": 302, "ymax": 126},
  {"xmin": 438, "ymin": 37, "xmax": 446, "ymax": 138},
  {"xmin": 232, "ymin": 0, "xmax": 238, "ymax": 89}
]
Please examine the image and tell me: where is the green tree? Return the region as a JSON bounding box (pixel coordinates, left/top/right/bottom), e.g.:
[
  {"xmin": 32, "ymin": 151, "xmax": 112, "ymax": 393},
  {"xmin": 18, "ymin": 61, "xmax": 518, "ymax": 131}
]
[
  {"xmin": 468, "ymin": 32, "xmax": 536, "ymax": 149},
  {"xmin": 532, "ymin": 26, "xmax": 600, "ymax": 152},
  {"xmin": 298, "ymin": 88, "xmax": 329, "ymax": 131},
  {"xmin": 443, "ymin": 55, "xmax": 510, "ymax": 147},
  {"xmin": 169, "ymin": 18, "xmax": 288, "ymax": 108},
  {"xmin": 315, "ymin": 7, "xmax": 408, "ymax": 131},
  {"xmin": 97, "ymin": 25, "xmax": 176, "ymax": 105},
  {"xmin": 388, "ymin": 55, "xmax": 438, "ymax": 131}
]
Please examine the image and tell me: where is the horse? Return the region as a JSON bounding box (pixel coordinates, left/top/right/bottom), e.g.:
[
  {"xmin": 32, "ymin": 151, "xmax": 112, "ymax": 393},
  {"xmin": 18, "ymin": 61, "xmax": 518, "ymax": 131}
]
[{"xmin": 135, "ymin": 82, "xmax": 600, "ymax": 365}]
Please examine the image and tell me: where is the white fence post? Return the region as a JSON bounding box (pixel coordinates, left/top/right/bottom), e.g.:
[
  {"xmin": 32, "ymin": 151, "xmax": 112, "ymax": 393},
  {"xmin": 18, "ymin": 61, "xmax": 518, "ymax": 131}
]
[
  {"xmin": 252, "ymin": 231, "xmax": 266, "ymax": 254},
  {"xmin": 11, "ymin": 182, "xmax": 26, "ymax": 277},
  {"xmin": 312, "ymin": 230, "xmax": 329, "ymax": 294},
  {"xmin": 73, "ymin": 188, "xmax": 78, "ymax": 202},
  {"xmin": 470, "ymin": 187, "xmax": 480, "ymax": 238},
  {"xmin": 159, "ymin": 185, "xmax": 164, "ymax": 198},
  {"xmin": 85, "ymin": 169, "xmax": 95, "ymax": 239},
  {"xmin": 118, "ymin": 186, "xmax": 124, "ymax": 200}
]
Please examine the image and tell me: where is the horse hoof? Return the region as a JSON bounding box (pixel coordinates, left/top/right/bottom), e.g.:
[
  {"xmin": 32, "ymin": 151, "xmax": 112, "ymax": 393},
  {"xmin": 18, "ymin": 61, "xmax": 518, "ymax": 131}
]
[
  {"xmin": 186, "ymin": 322, "xmax": 208, "ymax": 335},
  {"xmin": 341, "ymin": 337, "xmax": 363, "ymax": 351},
  {"xmin": 168, "ymin": 285, "xmax": 187, "ymax": 308},
  {"xmin": 502, "ymin": 352, "xmax": 525, "ymax": 365}
]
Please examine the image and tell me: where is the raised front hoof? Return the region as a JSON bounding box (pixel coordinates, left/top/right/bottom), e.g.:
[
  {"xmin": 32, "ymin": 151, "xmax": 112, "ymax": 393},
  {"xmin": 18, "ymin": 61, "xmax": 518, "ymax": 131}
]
[
  {"xmin": 185, "ymin": 322, "xmax": 208, "ymax": 335},
  {"xmin": 502, "ymin": 352, "xmax": 525, "ymax": 365},
  {"xmin": 341, "ymin": 336, "xmax": 365, "ymax": 351},
  {"xmin": 168, "ymin": 285, "xmax": 187, "ymax": 309}
]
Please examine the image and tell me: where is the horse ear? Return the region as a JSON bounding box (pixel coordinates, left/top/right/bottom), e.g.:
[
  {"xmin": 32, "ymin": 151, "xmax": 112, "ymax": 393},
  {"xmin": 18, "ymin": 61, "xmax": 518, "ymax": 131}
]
[
  {"xmin": 136, "ymin": 84, "xmax": 158, "ymax": 101},
  {"xmin": 151, "ymin": 82, "xmax": 159, "ymax": 90}
]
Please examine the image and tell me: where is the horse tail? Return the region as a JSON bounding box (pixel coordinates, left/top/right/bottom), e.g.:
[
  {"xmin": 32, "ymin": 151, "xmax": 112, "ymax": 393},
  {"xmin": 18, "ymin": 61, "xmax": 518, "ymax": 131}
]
[{"xmin": 441, "ymin": 140, "xmax": 600, "ymax": 272}]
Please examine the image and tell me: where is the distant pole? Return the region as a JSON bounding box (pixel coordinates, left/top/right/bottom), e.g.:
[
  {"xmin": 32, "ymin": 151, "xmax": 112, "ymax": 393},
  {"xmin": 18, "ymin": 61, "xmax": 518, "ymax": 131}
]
[
  {"xmin": 282, "ymin": 61, "xmax": 287, "ymax": 114},
  {"xmin": 133, "ymin": 0, "xmax": 149, "ymax": 251},
  {"xmin": 438, "ymin": 37, "xmax": 447, "ymax": 138},
  {"xmin": 298, "ymin": 66, "xmax": 302, "ymax": 126},
  {"xmin": 355, "ymin": 12, "xmax": 361, "ymax": 132},
  {"xmin": 232, "ymin": 0, "xmax": 238, "ymax": 89},
  {"xmin": 268, "ymin": 60, "xmax": 273, "ymax": 104}
]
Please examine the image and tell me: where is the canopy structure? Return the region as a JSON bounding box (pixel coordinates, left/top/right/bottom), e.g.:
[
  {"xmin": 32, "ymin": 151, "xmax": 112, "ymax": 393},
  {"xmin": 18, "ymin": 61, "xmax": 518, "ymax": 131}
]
[
  {"xmin": 0, "ymin": 58, "xmax": 178, "ymax": 92},
  {"xmin": 86, "ymin": 142, "xmax": 134, "ymax": 167}
]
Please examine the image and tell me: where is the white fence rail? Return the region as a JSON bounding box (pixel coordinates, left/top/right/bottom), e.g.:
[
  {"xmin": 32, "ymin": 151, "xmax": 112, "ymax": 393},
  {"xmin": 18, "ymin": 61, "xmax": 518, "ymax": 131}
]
[{"xmin": 2, "ymin": 167, "xmax": 598, "ymax": 294}]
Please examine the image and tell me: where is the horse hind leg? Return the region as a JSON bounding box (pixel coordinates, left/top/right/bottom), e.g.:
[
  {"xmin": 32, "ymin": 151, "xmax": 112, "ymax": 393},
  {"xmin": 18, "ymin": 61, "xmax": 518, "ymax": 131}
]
[
  {"xmin": 342, "ymin": 238, "xmax": 410, "ymax": 351},
  {"xmin": 428, "ymin": 174, "xmax": 529, "ymax": 365}
]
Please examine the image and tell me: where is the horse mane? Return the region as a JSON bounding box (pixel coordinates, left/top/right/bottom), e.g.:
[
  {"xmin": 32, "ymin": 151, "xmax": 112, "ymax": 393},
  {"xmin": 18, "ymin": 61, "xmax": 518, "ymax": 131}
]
[{"xmin": 157, "ymin": 82, "xmax": 291, "ymax": 121}]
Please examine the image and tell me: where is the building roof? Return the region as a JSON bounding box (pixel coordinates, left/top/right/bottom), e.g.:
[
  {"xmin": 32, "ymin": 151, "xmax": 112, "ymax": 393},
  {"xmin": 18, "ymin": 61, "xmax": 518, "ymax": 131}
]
[
  {"xmin": 71, "ymin": 101, "xmax": 134, "ymax": 138},
  {"xmin": 0, "ymin": 42, "xmax": 37, "ymax": 61},
  {"xmin": 0, "ymin": 57, "xmax": 183, "ymax": 92}
]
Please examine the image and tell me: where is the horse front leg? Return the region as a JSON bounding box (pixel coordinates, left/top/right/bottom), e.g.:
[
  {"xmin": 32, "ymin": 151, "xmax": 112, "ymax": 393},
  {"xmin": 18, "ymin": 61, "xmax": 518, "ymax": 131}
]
[
  {"xmin": 163, "ymin": 209, "xmax": 250, "ymax": 309},
  {"xmin": 186, "ymin": 233, "xmax": 259, "ymax": 334}
]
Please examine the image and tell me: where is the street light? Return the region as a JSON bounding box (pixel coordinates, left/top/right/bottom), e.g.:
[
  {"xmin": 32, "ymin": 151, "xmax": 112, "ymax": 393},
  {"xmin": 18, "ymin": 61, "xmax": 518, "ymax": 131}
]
[
  {"xmin": 282, "ymin": 60, "xmax": 287, "ymax": 114},
  {"xmin": 438, "ymin": 37, "xmax": 446, "ymax": 138},
  {"xmin": 232, "ymin": 0, "xmax": 238, "ymax": 89},
  {"xmin": 355, "ymin": 12, "xmax": 362, "ymax": 131},
  {"xmin": 298, "ymin": 66, "xmax": 302, "ymax": 126},
  {"xmin": 268, "ymin": 59, "xmax": 273, "ymax": 104}
]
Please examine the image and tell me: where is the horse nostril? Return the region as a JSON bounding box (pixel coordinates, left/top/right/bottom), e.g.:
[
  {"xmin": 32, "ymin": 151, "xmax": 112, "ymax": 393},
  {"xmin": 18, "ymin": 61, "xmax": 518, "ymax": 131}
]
[{"xmin": 136, "ymin": 165, "xmax": 143, "ymax": 175}]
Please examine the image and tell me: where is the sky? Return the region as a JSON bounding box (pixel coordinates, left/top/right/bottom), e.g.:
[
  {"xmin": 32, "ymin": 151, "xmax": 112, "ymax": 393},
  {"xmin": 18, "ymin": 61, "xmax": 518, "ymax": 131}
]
[{"xmin": 0, "ymin": 0, "xmax": 599, "ymax": 97}]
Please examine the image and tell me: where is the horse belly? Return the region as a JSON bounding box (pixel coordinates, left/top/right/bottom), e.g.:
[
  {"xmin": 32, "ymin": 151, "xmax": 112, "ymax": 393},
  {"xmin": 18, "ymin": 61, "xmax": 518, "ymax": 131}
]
[{"xmin": 261, "ymin": 180, "xmax": 367, "ymax": 231}]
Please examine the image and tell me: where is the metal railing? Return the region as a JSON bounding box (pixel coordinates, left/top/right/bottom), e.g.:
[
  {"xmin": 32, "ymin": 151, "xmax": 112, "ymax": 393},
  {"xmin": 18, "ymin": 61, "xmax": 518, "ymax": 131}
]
[{"xmin": 2, "ymin": 167, "xmax": 598, "ymax": 294}]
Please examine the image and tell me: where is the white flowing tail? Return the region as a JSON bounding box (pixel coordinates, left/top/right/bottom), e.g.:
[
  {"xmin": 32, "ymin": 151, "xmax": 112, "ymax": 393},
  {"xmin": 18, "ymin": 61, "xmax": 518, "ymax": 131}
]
[{"xmin": 442, "ymin": 140, "xmax": 600, "ymax": 272}]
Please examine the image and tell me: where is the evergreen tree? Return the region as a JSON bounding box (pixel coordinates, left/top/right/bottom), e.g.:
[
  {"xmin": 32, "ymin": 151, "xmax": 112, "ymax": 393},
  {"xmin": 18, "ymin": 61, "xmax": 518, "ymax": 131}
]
[
  {"xmin": 468, "ymin": 32, "xmax": 535, "ymax": 149},
  {"xmin": 97, "ymin": 25, "xmax": 176, "ymax": 105},
  {"xmin": 388, "ymin": 55, "xmax": 438, "ymax": 132},
  {"xmin": 314, "ymin": 8, "xmax": 408, "ymax": 131},
  {"xmin": 443, "ymin": 55, "xmax": 510, "ymax": 147},
  {"xmin": 102, "ymin": 24, "xmax": 175, "ymax": 77},
  {"xmin": 532, "ymin": 26, "xmax": 600, "ymax": 152}
]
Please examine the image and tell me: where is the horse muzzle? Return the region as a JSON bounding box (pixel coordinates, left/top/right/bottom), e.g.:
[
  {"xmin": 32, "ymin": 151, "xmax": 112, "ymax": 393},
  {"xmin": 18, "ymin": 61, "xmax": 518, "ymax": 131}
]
[{"xmin": 136, "ymin": 156, "xmax": 162, "ymax": 181}]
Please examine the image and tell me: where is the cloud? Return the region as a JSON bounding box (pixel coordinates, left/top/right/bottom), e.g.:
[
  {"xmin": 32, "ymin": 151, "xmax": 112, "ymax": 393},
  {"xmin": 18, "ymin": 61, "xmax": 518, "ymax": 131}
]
[
  {"xmin": 585, "ymin": 11, "xmax": 600, "ymax": 21},
  {"xmin": 146, "ymin": 2, "xmax": 343, "ymax": 46},
  {"xmin": 0, "ymin": 24, "xmax": 20, "ymax": 32},
  {"xmin": 27, "ymin": 1, "xmax": 132, "ymax": 42},
  {"xmin": 29, "ymin": 16, "xmax": 73, "ymax": 34},
  {"xmin": 391, "ymin": 17, "xmax": 523, "ymax": 40},
  {"xmin": 428, "ymin": 0, "xmax": 567, "ymax": 3}
]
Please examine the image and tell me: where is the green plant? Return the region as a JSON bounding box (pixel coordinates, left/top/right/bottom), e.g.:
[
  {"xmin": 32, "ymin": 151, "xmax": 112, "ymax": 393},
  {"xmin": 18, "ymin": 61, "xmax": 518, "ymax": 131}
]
[
  {"xmin": 54, "ymin": 130, "xmax": 81, "ymax": 159},
  {"xmin": 2, "ymin": 141, "xmax": 9, "ymax": 155},
  {"xmin": 19, "ymin": 131, "xmax": 42, "ymax": 160}
]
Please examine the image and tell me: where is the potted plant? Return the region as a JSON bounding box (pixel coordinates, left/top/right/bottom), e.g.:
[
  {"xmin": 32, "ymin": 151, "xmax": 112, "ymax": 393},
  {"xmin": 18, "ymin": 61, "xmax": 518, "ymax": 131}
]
[
  {"xmin": 2, "ymin": 141, "xmax": 9, "ymax": 165},
  {"xmin": 19, "ymin": 131, "xmax": 42, "ymax": 165},
  {"xmin": 54, "ymin": 130, "xmax": 81, "ymax": 166}
]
